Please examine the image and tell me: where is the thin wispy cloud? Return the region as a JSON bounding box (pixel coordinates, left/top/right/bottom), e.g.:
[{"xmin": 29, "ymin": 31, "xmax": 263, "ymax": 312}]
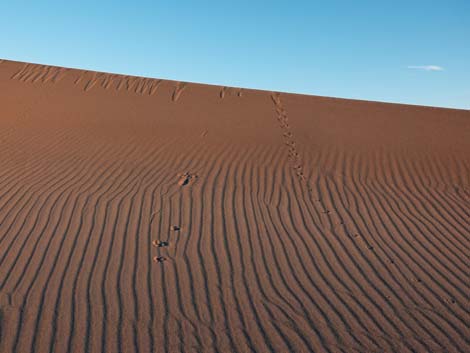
[{"xmin": 407, "ymin": 65, "xmax": 444, "ymax": 71}]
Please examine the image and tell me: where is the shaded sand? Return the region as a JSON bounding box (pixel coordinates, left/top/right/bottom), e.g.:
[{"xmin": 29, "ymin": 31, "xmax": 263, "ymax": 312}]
[{"xmin": 0, "ymin": 59, "xmax": 469, "ymax": 353}]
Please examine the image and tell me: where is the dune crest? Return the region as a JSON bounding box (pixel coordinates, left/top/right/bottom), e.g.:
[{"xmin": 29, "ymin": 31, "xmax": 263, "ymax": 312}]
[{"xmin": 0, "ymin": 59, "xmax": 468, "ymax": 353}]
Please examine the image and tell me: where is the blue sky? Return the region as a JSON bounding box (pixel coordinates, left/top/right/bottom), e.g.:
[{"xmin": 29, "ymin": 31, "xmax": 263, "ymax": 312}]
[{"xmin": 1, "ymin": 0, "xmax": 469, "ymax": 109}]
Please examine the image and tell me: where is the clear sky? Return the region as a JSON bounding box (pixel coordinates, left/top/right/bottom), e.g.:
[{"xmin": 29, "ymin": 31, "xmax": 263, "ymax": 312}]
[{"xmin": 1, "ymin": 0, "xmax": 469, "ymax": 109}]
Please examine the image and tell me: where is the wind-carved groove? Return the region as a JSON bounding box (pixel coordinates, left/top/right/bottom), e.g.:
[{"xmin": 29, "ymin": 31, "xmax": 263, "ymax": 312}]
[
  {"xmin": 80, "ymin": 72, "xmax": 162, "ymax": 95},
  {"xmin": 11, "ymin": 64, "xmax": 68, "ymax": 84},
  {"xmin": 271, "ymin": 93, "xmax": 305, "ymax": 182},
  {"xmin": 172, "ymin": 82, "xmax": 187, "ymax": 102},
  {"xmin": 220, "ymin": 87, "xmax": 243, "ymax": 99},
  {"xmin": 82, "ymin": 72, "xmax": 106, "ymax": 92},
  {"xmin": 220, "ymin": 86, "xmax": 227, "ymax": 99}
]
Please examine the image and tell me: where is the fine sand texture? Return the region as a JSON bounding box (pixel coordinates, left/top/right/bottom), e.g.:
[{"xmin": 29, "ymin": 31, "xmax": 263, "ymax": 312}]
[{"xmin": 0, "ymin": 59, "xmax": 469, "ymax": 353}]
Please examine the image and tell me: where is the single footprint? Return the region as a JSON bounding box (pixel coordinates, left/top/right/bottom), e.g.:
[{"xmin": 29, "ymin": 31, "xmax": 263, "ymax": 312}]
[
  {"xmin": 283, "ymin": 131, "xmax": 293, "ymax": 138},
  {"xmin": 178, "ymin": 172, "xmax": 197, "ymax": 186},
  {"xmin": 154, "ymin": 256, "xmax": 166, "ymax": 263},
  {"xmin": 152, "ymin": 240, "xmax": 169, "ymax": 248}
]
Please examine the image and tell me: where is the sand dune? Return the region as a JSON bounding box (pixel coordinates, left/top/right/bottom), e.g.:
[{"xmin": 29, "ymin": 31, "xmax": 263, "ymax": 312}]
[{"xmin": 0, "ymin": 59, "xmax": 468, "ymax": 353}]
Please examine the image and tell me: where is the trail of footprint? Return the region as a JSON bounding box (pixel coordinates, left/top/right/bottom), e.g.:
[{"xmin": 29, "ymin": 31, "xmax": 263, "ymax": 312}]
[
  {"xmin": 271, "ymin": 92, "xmax": 305, "ymax": 182},
  {"xmin": 151, "ymin": 171, "xmax": 197, "ymax": 266},
  {"xmin": 151, "ymin": 224, "xmax": 183, "ymax": 264},
  {"xmin": 151, "ymin": 222, "xmax": 181, "ymax": 266}
]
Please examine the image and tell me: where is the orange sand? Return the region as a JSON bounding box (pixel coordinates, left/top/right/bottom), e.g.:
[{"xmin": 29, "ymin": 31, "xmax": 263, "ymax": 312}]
[{"xmin": 0, "ymin": 59, "xmax": 468, "ymax": 353}]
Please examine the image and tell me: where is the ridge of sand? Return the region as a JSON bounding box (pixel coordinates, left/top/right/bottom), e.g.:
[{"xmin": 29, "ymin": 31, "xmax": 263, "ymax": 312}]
[{"xmin": 0, "ymin": 59, "xmax": 469, "ymax": 353}]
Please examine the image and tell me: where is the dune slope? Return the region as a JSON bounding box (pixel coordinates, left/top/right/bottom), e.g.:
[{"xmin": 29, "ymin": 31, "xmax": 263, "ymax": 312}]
[{"xmin": 0, "ymin": 59, "xmax": 469, "ymax": 353}]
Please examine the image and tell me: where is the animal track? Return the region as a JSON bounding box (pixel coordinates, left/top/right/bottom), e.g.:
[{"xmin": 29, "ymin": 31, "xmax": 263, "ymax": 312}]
[
  {"xmin": 271, "ymin": 93, "xmax": 305, "ymax": 181},
  {"xmin": 170, "ymin": 226, "xmax": 181, "ymax": 231},
  {"xmin": 153, "ymin": 256, "xmax": 166, "ymax": 263}
]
